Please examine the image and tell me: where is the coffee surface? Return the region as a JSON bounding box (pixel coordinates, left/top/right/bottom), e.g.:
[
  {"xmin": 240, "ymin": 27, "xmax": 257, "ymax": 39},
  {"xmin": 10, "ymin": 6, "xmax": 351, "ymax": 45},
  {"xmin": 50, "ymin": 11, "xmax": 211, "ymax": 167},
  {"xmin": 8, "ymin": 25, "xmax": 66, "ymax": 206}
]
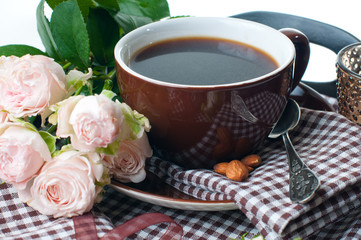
[{"xmin": 129, "ymin": 37, "xmax": 278, "ymax": 85}]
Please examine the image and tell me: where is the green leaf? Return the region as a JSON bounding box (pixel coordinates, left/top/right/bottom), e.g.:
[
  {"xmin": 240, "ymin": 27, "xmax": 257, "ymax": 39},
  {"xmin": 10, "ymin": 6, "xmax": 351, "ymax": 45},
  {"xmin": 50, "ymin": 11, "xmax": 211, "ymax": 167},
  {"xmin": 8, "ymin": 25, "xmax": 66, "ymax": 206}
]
[
  {"xmin": 87, "ymin": 7, "xmax": 119, "ymax": 66},
  {"xmin": 96, "ymin": 139, "xmax": 119, "ymax": 155},
  {"xmin": 36, "ymin": 0, "xmax": 61, "ymax": 59},
  {"xmin": 110, "ymin": 0, "xmax": 170, "ymax": 34},
  {"xmin": 112, "ymin": 13, "xmax": 152, "ymax": 34},
  {"xmin": 50, "ymin": 0, "xmax": 90, "ymax": 69},
  {"xmin": 0, "ymin": 44, "xmax": 46, "ymax": 57},
  {"xmin": 93, "ymin": 0, "xmax": 120, "ymax": 11},
  {"xmin": 39, "ymin": 131, "xmax": 57, "ymax": 154},
  {"xmin": 76, "ymin": 0, "xmax": 96, "ymax": 20},
  {"xmin": 46, "ymin": 0, "xmax": 66, "ymax": 9},
  {"xmin": 53, "ymin": 144, "xmax": 74, "ymax": 157},
  {"xmin": 117, "ymin": 0, "xmax": 170, "ymax": 21},
  {"xmin": 46, "ymin": 0, "xmax": 95, "ymax": 20}
]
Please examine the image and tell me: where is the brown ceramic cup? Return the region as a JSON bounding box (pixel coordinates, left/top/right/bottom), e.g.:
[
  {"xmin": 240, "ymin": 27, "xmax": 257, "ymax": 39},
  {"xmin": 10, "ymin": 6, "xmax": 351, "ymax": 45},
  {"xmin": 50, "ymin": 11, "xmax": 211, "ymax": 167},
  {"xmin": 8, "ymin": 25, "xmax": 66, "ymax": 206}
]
[{"xmin": 114, "ymin": 17, "xmax": 310, "ymax": 169}]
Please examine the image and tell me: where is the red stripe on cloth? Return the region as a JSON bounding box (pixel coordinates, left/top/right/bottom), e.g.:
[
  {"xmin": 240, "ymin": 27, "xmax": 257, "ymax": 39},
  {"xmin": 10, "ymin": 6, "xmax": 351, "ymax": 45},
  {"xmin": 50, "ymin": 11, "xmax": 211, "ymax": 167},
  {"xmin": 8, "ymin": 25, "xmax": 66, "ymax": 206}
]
[
  {"xmin": 101, "ymin": 212, "xmax": 183, "ymax": 240},
  {"xmin": 73, "ymin": 212, "xmax": 99, "ymax": 240},
  {"xmin": 73, "ymin": 212, "xmax": 183, "ymax": 240}
]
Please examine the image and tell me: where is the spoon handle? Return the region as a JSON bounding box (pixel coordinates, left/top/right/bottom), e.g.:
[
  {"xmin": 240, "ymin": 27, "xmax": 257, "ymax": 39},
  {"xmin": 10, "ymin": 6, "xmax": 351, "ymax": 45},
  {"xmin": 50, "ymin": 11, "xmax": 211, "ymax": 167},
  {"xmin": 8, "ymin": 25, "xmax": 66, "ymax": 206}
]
[{"xmin": 282, "ymin": 133, "xmax": 320, "ymax": 203}]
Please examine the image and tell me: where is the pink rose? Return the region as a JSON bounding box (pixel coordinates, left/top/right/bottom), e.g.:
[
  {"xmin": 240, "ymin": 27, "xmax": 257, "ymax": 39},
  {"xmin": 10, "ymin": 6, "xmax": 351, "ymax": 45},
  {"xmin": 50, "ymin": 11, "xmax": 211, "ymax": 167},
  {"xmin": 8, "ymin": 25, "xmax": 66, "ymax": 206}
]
[
  {"xmin": 102, "ymin": 133, "xmax": 152, "ymax": 183},
  {"xmin": 0, "ymin": 123, "xmax": 51, "ymax": 190},
  {"xmin": 55, "ymin": 94, "xmax": 124, "ymax": 152},
  {"xmin": 0, "ymin": 55, "xmax": 66, "ymax": 119},
  {"xmin": 18, "ymin": 150, "xmax": 108, "ymax": 218}
]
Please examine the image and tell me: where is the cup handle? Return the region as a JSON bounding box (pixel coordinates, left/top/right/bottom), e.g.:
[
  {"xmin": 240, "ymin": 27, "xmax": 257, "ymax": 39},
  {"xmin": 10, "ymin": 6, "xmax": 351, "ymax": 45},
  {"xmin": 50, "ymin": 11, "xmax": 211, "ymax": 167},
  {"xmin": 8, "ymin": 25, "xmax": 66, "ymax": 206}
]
[{"xmin": 279, "ymin": 28, "xmax": 310, "ymax": 91}]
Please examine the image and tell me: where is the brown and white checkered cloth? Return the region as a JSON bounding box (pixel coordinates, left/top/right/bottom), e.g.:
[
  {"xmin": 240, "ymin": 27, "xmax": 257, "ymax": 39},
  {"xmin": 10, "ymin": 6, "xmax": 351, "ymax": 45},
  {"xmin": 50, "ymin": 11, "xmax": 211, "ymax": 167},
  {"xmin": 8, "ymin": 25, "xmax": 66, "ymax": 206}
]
[
  {"xmin": 146, "ymin": 105, "xmax": 361, "ymax": 239},
  {"xmin": 1, "ymin": 96, "xmax": 361, "ymax": 240}
]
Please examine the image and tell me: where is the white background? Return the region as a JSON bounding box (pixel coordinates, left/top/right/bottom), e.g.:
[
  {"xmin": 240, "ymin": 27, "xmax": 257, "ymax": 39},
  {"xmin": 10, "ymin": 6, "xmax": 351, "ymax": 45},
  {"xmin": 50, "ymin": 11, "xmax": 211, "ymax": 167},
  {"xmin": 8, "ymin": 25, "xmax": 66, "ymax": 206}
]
[{"xmin": 1, "ymin": 0, "xmax": 361, "ymax": 83}]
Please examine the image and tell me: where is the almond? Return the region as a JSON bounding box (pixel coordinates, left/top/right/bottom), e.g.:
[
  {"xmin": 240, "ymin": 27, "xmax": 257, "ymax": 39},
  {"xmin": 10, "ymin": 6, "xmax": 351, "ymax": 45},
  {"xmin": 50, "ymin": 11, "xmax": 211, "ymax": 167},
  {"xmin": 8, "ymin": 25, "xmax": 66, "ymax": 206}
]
[
  {"xmin": 226, "ymin": 160, "xmax": 249, "ymax": 182},
  {"xmin": 241, "ymin": 154, "xmax": 262, "ymax": 168},
  {"xmin": 213, "ymin": 162, "xmax": 229, "ymax": 175}
]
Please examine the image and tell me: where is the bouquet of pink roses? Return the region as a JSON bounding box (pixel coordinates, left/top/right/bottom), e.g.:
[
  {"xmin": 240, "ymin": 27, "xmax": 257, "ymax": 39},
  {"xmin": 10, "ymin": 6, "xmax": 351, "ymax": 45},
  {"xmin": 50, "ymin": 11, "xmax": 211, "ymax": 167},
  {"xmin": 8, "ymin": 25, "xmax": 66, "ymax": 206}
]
[{"xmin": 0, "ymin": 0, "xmax": 170, "ymax": 218}]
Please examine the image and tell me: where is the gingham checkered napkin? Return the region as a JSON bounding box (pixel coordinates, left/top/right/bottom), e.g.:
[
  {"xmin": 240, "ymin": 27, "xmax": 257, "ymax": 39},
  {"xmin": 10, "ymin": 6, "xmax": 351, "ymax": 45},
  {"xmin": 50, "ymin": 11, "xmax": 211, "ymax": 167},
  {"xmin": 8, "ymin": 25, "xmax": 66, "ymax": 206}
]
[{"xmin": 146, "ymin": 106, "xmax": 361, "ymax": 239}]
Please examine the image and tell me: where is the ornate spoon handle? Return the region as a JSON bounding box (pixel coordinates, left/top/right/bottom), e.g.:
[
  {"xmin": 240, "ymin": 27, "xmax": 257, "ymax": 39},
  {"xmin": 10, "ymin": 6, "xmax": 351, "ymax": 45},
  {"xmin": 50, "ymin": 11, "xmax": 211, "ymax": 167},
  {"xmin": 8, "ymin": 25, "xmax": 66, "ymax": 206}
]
[{"xmin": 282, "ymin": 133, "xmax": 320, "ymax": 203}]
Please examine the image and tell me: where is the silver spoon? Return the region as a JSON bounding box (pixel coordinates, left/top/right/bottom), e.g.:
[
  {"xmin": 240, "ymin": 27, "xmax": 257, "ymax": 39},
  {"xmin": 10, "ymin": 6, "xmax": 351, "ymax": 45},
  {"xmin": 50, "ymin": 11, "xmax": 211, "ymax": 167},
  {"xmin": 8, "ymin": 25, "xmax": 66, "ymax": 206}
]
[{"xmin": 269, "ymin": 99, "xmax": 320, "ymax": 203}]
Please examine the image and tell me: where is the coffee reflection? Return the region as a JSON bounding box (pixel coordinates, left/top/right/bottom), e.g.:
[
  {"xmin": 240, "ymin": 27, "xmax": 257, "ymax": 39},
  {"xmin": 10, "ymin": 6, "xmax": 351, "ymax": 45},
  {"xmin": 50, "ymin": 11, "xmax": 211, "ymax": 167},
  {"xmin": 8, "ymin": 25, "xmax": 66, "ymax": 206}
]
[{"xmin": 154, "ymin": 90, "xmax": 285, "ymax": 168}]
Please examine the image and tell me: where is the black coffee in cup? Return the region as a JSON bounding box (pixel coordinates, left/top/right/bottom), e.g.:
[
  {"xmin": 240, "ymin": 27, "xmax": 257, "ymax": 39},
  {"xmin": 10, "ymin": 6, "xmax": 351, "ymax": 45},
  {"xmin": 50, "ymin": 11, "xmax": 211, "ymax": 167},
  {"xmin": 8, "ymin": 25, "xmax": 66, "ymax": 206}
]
[{"xmin": 129, "ymin": 37, "xmax": 278, "ymax": 85}]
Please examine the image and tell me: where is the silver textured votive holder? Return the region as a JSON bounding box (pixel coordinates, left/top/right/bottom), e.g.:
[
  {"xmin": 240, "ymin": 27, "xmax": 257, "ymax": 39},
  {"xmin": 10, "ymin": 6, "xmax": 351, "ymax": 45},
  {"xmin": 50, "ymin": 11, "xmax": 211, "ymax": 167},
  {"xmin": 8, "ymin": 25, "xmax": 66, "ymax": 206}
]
[{"xmin": 336, "ymin": 42, "xmax": 361, "ymax": 125}]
